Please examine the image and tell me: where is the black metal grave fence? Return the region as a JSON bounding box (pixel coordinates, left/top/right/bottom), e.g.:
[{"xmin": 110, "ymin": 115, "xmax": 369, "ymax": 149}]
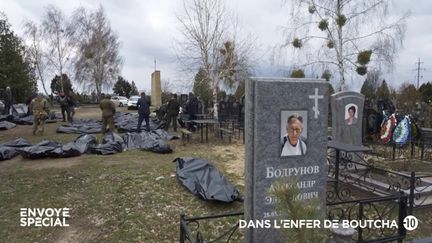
[
  {"xmin": 179, "ymin": 193, "xmax": 409, "ymax": 243},
  {"xmin": 178, "ymin": 148, "xmax": 432, "ymax": 243},
  {"xmin": 327, "ymin": 149, "xmax": 432, "ymax": 212},
  {"xmin": 179, "ymin": 212, "xmax": 243, "ymax": 243},
  {"xmin": 327, "ymin": 194, "xmax": 408, "ymax": 243}
]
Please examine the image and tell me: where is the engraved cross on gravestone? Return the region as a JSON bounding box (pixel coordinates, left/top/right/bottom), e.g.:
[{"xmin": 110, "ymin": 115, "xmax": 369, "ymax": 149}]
[
  {"xmin": 309, "ymin": 88, "xmax": 324, "ymax": 119},
  {"xmin": 245, "ymin": 78, "xmax": 329, "ymax": 243}
]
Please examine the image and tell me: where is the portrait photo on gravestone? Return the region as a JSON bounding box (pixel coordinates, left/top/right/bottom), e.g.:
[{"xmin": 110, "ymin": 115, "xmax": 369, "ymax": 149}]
[
  {"xmin": 280, "ymin": 110, "xmax": 308, "ymax": 157},
  {"xmin": 344, "ymin": 103, "xmax": 358, "ymax": 126},
  {"xmin": 245, "ymin": 78, "xmax": 328, "ymax": 243}
]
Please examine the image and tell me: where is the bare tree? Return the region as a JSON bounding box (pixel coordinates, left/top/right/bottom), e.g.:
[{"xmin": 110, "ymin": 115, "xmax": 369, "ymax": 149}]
[
  {"xmin": 281, "ymin": 0, "xmax": 409, "ymax": 90},
  {"xmin": 162, "ymin": 78, "xmax": 174, "ymax": 93},
  {"xmin": 176, "ymin": 0, "xmax": 255, "ymax": 117},
  {"xmin": 23, "ymin": 21, "xmax": 51, "ymax": 96},
  {"xmin": 41, "ymin": 5, "xmax": 78, "ymax": 92},
  {"xmin": 218, "ymin": 37, "xmax": 255, "ymax": 94},
  {"xmin": 221, "ymin": 15, "xmax": 256, "ymax": 89},
  {"xmin": 176, "ymin": 0, "xmax": 226, "ymax": 118},
  {"xmin": 176, "ymin": 0, "xmax": 225, "ymax": 83},
  {"xmin": 73, "ymin": 5, "xmax": 122, "ymax": 96}
]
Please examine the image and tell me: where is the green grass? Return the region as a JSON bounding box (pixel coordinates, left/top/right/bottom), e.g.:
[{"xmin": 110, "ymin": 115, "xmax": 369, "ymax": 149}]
[
  {"xmin": 0, "ymin": 142, "xmax": 244, "ymax": 242},
  {"xmin": 3, "ymin": 106, "xmax": 432, "ymax": 242},
  {"xmin": 0, "ymin": 105, "xmax": 245, "ymax": 242}
]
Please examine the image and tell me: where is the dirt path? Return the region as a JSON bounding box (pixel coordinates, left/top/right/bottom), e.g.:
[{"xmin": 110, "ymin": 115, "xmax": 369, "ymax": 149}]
[
  {"xmin": 212, "ymin": 142, "xmax": 245, "ymax": 185},
  {"xmin": 55, "ymin": 218, "xmax": 102, "ymax": 243},
  {"xmin": 0, "ymin": 156, "xmax": 85, "ymax": 170}
]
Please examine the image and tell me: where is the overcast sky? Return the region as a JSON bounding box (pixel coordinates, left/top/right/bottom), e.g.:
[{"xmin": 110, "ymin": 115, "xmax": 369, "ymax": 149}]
[{"xmin": 2, "ymin": 0, "xmax": 432, "ymax": 93}]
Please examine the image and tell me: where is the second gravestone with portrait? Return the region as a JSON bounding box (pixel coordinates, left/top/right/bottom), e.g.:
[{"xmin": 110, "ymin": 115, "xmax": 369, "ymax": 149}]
[
  {"xmin": 330, "ymin": 91, "xmax": 365, "ymax": 146},
  {"xmin": 245, "ymin": 78, "xmax": 329, "ymax": 242}
]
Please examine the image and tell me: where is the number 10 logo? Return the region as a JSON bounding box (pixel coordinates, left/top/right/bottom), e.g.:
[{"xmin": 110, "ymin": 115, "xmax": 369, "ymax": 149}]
[{"xmin": 403, "ymin": 215, "xmax": 418, "ymax": 231}]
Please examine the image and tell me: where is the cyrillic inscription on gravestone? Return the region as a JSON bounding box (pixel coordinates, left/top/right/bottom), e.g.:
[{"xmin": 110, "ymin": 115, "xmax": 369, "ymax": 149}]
[{"xmin": 245, "ymin": 78, "xmax": 329, "ymax": 243}]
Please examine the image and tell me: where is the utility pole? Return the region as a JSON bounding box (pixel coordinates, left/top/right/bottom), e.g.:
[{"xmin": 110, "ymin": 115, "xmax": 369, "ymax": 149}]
[{"xmin": 414, "ymin": 58, "xmax": 425, "ymax": 89}]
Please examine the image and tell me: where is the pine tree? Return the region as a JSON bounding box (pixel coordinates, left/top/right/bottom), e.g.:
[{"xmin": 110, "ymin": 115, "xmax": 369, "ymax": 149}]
[
  {"xmin": 419, "ymin": 82, "xmax": 432, "ymax": 103},
  {"xmin": 193, "ymin": 68, "xmax": 213, "ymax": 103},
  {"xmin": 51, "ymin": 74, "xmax": 73, "ymax": 95},
  {"xmin": 0, "ymin": 13, "xmax": 36, "ymax": 102},
  {"xmin": 360, "ymin": 71, "xmax": 381, "ymax": 101},
  {"xmin": 376, "ymin": 80, "xmax": 390, "ymax": 99},
  {"xmin": 130, "ymin": 81, "xmax": 139, "ymax": 96},
  {"xmin": 112, "ymin": 76, "xmax": 132, "ymax": 97},
  {"xmin": 269, "ymin": 178, "xmax": 328, "ymax": 242}
]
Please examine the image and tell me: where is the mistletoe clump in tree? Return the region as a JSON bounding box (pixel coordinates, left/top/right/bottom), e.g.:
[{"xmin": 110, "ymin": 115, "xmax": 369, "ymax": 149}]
[
  {"xmin": 285, "ymin": 0, "xmax": 409, "ymax": 90},
  {"xmin": 176, "ymin": 0, "xmax": 254, "ymax": 118}
]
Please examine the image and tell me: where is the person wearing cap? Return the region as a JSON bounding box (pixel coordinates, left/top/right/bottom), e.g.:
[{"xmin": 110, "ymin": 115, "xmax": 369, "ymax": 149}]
[
  {"xmin": 30, "ymin": 93, "xmax": 49, "ymax": 135},
  {"xmin": 99, "ymin": 93, "xmax": 116, "ymax": 135}
]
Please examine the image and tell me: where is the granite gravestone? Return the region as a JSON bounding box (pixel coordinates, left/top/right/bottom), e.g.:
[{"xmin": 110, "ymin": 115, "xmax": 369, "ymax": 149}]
[
  {"xmin": 232, "ymin": 101, "xmax": 240, "ymax": 120},
  {"xmin": 330, "ymin": 91, "xmax": 364, "ymax": 145},
  {"xmin": 219, "ymin": 100, "xmax": 227, "ymax": 120},
  {"xmin": 196, "ymin": 99, "xmax": 204, "ymax": 114},
  {"xmin": 245, "ymin": 78, "xmax": 329, "ymax": 243}
]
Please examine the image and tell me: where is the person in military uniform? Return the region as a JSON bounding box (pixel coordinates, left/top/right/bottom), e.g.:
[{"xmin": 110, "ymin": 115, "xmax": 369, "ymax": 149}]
[
  {"xmin": 67, "ymin": 94, "xmax": 77, "ymax": 122},
  {"xmin": 99, "ymin": 93, "xmax": 116, "ymax": 135},
  {"xmin": 165, "ymin": 94, "xmax": 180, "ymax": 132},
  {"xmin": 58, "ymin": 92, "xmax": 71, "ymax": 122},
  {"xmin": 26, "ymin": 92, "xmax": 37, "ymax": 115},
  {"xmin": 30, "ymin": 93, "xmax": 49, "ymax": 135},
  {"xmin": 137, "ymin": 92, "xmax": 151, "ymax": 132}
]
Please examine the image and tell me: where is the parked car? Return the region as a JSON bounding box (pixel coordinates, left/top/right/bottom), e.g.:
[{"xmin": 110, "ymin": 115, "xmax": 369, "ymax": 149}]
[
  {"xmin": 111, "ymin": 96, "xmax": 129, "ymax": 107},
  {"xmin": 127, "ymin": 96, "xmax": 140, "ymax": 110}
]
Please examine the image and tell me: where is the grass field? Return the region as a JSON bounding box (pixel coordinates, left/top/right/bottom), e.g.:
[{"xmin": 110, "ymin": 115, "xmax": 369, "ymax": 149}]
[
  {"xmin": 0, "ymin": 106, "xmax": 245, "ymax": 242},
  {"xmin": 2, "ymin": 106, "xmax": 432, "ymax": 242}
]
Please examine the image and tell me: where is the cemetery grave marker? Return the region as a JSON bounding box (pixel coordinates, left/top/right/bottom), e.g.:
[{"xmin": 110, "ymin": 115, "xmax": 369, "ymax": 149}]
[
  {"xmin": 245, "ymin": 78, "xmax": 329, "ymax": 242},
  {"xmin": 330, "ymin": 91, "xmax": 365, "ymax": 146}
]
